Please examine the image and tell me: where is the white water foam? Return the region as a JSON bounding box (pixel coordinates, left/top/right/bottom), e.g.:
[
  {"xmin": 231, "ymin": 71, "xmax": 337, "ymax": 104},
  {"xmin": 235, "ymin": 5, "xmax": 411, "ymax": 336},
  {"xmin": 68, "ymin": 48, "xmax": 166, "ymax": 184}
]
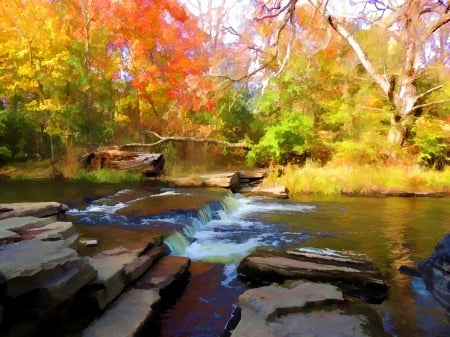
[{"xmin": 166, "ymin": 195, "xmax": 316, "ymax": 267}]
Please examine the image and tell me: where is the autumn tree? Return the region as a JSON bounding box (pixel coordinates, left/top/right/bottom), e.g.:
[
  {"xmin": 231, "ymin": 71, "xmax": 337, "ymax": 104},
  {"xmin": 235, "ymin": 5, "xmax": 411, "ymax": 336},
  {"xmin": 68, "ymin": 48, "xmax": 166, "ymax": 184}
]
[{"xmin": 252, "ymin": 0, "xmax": 450, "ymax": 147}]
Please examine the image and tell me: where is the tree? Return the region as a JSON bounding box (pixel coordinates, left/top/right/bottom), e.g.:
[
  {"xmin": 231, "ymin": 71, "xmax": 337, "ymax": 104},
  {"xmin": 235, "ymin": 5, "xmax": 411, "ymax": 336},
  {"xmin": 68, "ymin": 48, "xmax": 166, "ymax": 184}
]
[{"xmin": 250, "ymin": 0, "xmax": 450, "ymax": 145}]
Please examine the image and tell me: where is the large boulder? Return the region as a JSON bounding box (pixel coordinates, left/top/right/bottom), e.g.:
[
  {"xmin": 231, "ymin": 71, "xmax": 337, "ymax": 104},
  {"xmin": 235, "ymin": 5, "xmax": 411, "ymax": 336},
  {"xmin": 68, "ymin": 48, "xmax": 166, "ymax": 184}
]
[
  {"xmin": 230, "ymin": 282, "xmax": 391, "ymax": 337},
  {"xmin": 418, "ymin": 234, "xmax": 450, "ymax": 312},
  {"xmin": 238, "ymin": 247, "xmax": 389, "ymax": 303}
]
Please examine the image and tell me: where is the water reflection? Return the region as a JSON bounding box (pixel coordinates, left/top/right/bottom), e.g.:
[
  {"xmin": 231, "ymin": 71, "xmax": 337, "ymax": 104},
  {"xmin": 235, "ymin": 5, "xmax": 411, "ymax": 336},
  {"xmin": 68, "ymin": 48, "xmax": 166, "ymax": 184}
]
[{"xmin": 0, "ymin": 181, "xmax": 449, "ymax": 337}]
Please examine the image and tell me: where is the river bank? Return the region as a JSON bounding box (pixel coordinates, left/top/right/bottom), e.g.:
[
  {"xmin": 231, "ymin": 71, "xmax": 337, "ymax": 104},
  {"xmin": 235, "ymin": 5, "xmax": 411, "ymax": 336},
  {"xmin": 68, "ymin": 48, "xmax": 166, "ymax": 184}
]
[{"xmin": 1, "ymin": 160, "xmax": 450, "ymax": 197}]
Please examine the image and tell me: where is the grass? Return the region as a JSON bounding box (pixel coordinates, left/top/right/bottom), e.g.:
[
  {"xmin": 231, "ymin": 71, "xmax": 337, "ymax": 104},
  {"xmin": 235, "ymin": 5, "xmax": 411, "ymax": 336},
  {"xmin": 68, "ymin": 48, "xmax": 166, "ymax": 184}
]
[
  {"xmin": 264, "ymin": 161, "xmax": 450, "ymax": 196},
  {"xmin": 0, "ymin": 160, "xmax": 143, "ymax": 184},
  {"xmin": 73, "ymin": 169, "xmax": 143, "ymax": 184},
  {"xmin": 0, "ymin": 159, "xmax": 55, "ymax": 179}
]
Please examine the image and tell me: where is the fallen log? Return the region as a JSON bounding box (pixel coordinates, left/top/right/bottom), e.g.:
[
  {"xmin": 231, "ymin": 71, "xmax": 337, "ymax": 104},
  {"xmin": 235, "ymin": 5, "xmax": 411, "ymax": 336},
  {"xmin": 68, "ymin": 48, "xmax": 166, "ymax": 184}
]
[{"xmin": 83, "ymin": 146, "xmax": 164, "ymax": 177}]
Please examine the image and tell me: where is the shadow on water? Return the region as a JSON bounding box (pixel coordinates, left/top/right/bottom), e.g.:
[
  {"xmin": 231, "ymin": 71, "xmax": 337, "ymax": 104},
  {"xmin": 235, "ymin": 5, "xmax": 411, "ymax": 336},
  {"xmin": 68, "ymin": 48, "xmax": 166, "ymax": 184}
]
[{"xmin": 0, "ymin": 180, "xmax": 449, "ymax": 337}]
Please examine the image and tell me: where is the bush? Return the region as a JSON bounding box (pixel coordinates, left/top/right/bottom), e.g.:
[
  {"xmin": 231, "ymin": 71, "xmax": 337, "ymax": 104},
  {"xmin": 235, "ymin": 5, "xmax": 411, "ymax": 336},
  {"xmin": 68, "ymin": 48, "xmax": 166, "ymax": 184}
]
[
  {"xmin": 0, "ymin": 146, "xmax": 12, "ymax": 165},
  {"xmin": 413, "ymin": 117, "xmax": 450, "ymax": 170},
  {"xmin": 247, "ymin": 112, "xmax": 314, "ymax": 165}
]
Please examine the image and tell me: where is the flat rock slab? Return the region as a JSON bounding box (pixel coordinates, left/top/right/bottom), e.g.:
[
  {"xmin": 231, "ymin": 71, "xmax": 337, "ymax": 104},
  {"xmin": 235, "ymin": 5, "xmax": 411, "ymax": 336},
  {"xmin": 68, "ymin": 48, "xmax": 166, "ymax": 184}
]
[
  {"xmin": 238, "ymin": 169, "xmax": 267, "ymax": 180},
  {"xmin": 0, "ymin": 228, "xmax": 21, "ymax": 243},
  {"xmin": 238, "ymin": 185, "xmax": 288, "ymax": 199},
  {"xmin": 238, "ymin": 247, "xmax": 389, "ymax": 303},
  {"xmin": 75, "ymin": 224, "xmax": 165, "ymax": 257},
  {"xmin": 23, "ymin": 221, "xmax": 76, "ymax": 241},
  {"xmin": 0, "ymin": 240, "xmax": 96, "ymax": 314},
  {"xmin": 0, "ymin": 202, "xmax": 68, "ymax": 219},
  {"xmin": 168, "ymin": 172, "xmax": 240, "ymax": 192},
  {"xmin": 135, "ymin": 256, "xmax": 190, "ymax": 290},
  {"xmin": 124, "ymin": 246, "xmax": 165, "ymax": 283},
  {"xmin": 231, "ymin": 282, "xmax": 391, "ymax": 337},
  {"xmin": 82, "ymin": 288, "xmax": 160, "ymax": 337},
  {"xmin": 239, "ymin": 282, "xmax": 344, "ymax": 322},
  {"xmin": 85, "ymin": 246, "xmax": 164, "ymax": 309},
  {"xmin": 0, "ymin": 216, "xmax": 56, "ymax": 232}
]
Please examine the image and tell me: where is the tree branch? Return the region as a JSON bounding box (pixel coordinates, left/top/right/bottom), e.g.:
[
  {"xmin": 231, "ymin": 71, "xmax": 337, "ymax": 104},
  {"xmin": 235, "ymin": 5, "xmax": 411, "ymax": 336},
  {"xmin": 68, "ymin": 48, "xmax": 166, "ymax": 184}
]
[
  {"xmin": 121, "ymin": 131, "xmax": 250, "ymax": 150},
  {"xmin": 416, "ymin": 84, "xmax": 444, "ymax": 100},
  {"xmin": 411, "ymin": 98, "xmax": 450, "ymax": 112},
  {"xmin": 419, "ymin": 12, "xmax": 450, "ymax": 45},
  {"xmin": 327, "ymin": 15, "xmax": 390, "ymax": 95}
]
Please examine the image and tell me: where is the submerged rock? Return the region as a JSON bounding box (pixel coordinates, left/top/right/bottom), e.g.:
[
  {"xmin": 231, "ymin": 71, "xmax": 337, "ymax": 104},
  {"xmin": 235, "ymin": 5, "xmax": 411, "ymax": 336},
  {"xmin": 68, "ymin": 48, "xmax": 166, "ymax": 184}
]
[
  {"xmin": 419, "ymin": 234, "xmax": 450, "ymax": 312},
  {"xmin": 238, "ymin": 247, "xmax": 389, "ymax": 303},
  {"xmin": 230, "ymin": 282, "xmax": 391, "ymax": 337}
]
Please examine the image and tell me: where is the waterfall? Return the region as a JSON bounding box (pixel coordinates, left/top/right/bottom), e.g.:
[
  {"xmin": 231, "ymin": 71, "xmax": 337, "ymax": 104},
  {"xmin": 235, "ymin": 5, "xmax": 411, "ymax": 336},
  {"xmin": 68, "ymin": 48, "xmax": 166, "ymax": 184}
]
[{"xmin": 164, "ymin": 194, "xmax": 238, "ymax": 256}]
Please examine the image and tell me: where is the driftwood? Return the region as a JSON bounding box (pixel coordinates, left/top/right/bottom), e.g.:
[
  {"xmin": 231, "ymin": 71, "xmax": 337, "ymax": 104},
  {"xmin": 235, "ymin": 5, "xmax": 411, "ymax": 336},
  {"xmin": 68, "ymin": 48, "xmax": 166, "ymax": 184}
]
[
  {"xmin": 84, "ymin": 146, "xmax": 165, "ymax": 177},
  {"xmin": 121, "ymin": 131, "xmax": 250, "ymax": 150}
]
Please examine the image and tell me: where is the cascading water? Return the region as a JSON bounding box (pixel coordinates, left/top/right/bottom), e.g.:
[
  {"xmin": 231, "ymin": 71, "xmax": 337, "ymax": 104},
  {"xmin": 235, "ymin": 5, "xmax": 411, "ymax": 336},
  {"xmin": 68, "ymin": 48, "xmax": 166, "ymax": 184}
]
[{"xmin": 162, "ymin": 193, "xmax": 318, "ymax": 274}]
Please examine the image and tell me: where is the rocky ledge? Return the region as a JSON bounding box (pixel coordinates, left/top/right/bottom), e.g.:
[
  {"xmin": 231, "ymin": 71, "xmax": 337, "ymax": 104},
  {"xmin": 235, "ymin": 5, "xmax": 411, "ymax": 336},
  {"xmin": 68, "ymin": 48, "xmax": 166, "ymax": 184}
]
[
  {"xmin": 419, "ymin": 233, "xmax": 450, "ymax": 312},
  {"xmin": 229, "ymin": 281, "xmax": 391, "ymax": 337},
  {"xmin": 238, "ymin": 246, "xmax": 389, "ymax": 303},
  {"xmin": 0, "ymin": 203, "xmax": 191, "ymax": 337},
  {"xmin": 229, "ymin": 246, "xmax": 391, "ymax": 336}
]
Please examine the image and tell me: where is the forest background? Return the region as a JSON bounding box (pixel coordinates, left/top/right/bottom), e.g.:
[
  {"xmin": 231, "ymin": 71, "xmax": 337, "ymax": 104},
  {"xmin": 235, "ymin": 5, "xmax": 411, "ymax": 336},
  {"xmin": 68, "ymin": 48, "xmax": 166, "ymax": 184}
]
[{"xmin": 1, "ymin": 0, "xmax": 450, "ymax": 194}]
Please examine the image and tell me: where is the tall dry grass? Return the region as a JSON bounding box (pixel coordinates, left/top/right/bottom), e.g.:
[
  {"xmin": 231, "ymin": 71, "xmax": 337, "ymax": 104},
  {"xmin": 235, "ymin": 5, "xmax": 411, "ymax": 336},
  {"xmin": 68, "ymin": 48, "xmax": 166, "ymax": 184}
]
[{"xmin": 265, "ymin": 161, "xmax": 450, "ymax": 196}]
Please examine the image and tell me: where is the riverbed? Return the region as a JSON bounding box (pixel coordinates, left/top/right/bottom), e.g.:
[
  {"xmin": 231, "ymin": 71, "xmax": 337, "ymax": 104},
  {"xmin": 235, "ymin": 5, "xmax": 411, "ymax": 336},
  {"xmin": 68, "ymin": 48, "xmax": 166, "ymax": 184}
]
[{"xmin": 0, "ymin": 180, "xmax": 449, "ymax": 337}]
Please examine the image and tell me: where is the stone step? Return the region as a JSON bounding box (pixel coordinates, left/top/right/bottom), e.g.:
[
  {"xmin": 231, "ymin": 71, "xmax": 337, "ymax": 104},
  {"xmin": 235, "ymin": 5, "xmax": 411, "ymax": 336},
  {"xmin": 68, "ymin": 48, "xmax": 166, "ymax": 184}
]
[
  {"xmin": 83, "ymin": 246, "xmax": 164, "ymax": 310},
  {"xmin": 82, "ymin": 288, "xmax": 160, "ymax": 337},
  {"xmin": 0, "ymin": 216, "xmax": 56, "ymax": 232},
  {"xmin": 124, "ymin": 246, "xmax": 165, "ymax": 283},
  {"xmin": 24, "ymin": 221, "xmax": 77, "ymax": 241},
  {"xmin": 0, "ymin": 240, "xmax": 96, "ymax": 314},
  {"xmin": 0, "ymin": 202, "xmax": 68, "ymax": 219},
  {"xmin": 135, "ymin": 256, "xmax": 190, "ymax": 290}
]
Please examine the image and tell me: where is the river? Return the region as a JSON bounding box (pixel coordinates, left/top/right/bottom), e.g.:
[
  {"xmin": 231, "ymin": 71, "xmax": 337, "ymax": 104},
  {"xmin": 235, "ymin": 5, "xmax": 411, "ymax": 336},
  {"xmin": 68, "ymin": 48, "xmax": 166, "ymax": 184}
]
[{"xmin": 0, "ymin": 180, "xmax": 449, "ymax": 337}]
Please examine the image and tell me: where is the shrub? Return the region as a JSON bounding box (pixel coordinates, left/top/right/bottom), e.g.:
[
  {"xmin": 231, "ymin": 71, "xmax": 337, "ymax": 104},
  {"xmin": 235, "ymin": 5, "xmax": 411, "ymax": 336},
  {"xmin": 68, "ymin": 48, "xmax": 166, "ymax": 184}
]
[
  {"xmin": 413, "ymin": 117, "xmax": 450, "ymax": 170},
  {"xmin": 247, "ymin": 112, "xmax": 314, "ymax": 165}
]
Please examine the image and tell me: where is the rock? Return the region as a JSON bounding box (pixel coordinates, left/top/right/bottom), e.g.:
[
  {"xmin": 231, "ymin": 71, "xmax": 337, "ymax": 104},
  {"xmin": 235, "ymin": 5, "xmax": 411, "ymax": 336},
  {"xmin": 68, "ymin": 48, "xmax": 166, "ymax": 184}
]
[
  {"xmin": 418, "ymin": 234, "xmax": 450, "ymax": 312},
  {"xmin": 79, "ymin": 238, "xmax": 98, "ymax": 247},
  {"xmin": 230, "ymin": 282, "xmax": 391, "ymax": 337},
  {"xmin": 135, "ymin": 256, "xmax": 190, "ymax": 290},
  {"xmin": 23, "ymin": 221, "xmax": 77, "ymax": 242},
  {"xmin": 238, "ymin": 247, "xmax": 389, "ymax": 303},
  {"xmin": 0, "ymin": 240, "xmax": 96, "ymax": 315},
  {"xmin": 238, "ymin": 169, "xmax": 267, "ymax": 180},
  {"xmin": 84, "ymin": 245, "xmax": 164, "ymax": 309},
  {"xmin": 0, "ymin": 202, "xmax": 68, "ymax": 219},
  {"xmin": 168, "ymin": 172, "xmax": 240, "ymax": 192},
  {"xmin": 0, "ymin": 216, "xmax": 56, "ymax": 231},
  {"xmin": 124, "ymin": 246, "xmax": 165, "ymax": 283},
  {"xmin": 0, "ymin": 229, "xmax": 21, "ymax": 243},
  {"xmin": 82, "ymin": 288, "xmax": 160, "ymax": 337},
  {"xmin": 85, "ymin": 254, "xmax": 128, "ymax": 310},
  {"xmin": 238, "ymin": 185, "xmax": 288, "ymax": 199}
]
